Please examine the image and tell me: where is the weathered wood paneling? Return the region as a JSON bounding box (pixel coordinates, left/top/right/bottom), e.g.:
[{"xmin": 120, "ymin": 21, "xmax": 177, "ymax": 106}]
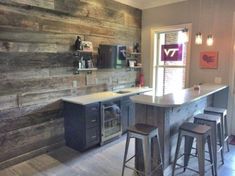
[
  {"xmin": 0, "ymin": 0, "xmax": 141, "ymax": 168},
  {"xmin": 0, "ymin": 119, "xmax": 64, "ymax": 162}
]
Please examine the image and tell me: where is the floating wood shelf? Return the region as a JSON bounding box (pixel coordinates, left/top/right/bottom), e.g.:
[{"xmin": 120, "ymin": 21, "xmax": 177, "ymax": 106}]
[
  {"xmin": 74, "ymin": 68, "xmax": 97, "ymax": 74},
  {"xmin": 129, "ymin": 66, "xmax": 142, "ymax": 69},
  {"xmin": 75, "ymin": 50, "xmax": 94, "ymax": 53},
  {"xmin": 130, "ymin": 52, "xmax": 141, "ymax": 55},
  {"xmin": 127, "ymin": 66, "xmax": 142, "ymax": 71},
  {"xmin": 73, "ymin": 50, "xmax": 94, "ymax": 56},
  {"xmin": 77, "ymin": 68, "xmax": 97, "ymax": 71}
]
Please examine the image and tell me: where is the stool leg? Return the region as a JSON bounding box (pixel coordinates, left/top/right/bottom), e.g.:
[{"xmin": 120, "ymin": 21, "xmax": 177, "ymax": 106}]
[
  {"xmin": 183, "ymin": 136, "xmax": 194, "ymax": 171},
  {"xmin": 220, "ymin": 114, "xmax": 225, "ymax": 151},
  {"xmin": 143, "ymin": 136, "xmax": 151, "ymax": 176},
  {"xmin": 218, "ymin": 123, "xmax": 224, "ymax": 165},
  {"xmin": 211, "ymin": 123, "xmax": 218, "ymax": 170},
  {"xmin": 207, "ymin": 134, "xmax": 215, "ymax": 176},
  {"xmin": 197, "ymin": 136, "xmax": 205, "ymax": 176},
  {"xmin": 122, "ymin": 132, "xmax": 130, "ymax": 176},
  {"xmin": 224, "ymin": 115, "xmax": 230, "ymax": 152},
  {"xmin": 172, "ymin": 131, "xmax": 182, "ymax": 176},
  {"xmin": 155, "ymin": 132, "xmax": 164, "ymax": 176}
]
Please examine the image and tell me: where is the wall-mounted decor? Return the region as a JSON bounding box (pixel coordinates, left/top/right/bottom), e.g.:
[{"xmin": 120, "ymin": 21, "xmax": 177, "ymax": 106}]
[
  {"xmin": 200, "ymin": 51, "xmax": 218, "ymax": 69},
  {"xmin": 161, "ymin": 44, "xmax": 183, "ymax": 61}
]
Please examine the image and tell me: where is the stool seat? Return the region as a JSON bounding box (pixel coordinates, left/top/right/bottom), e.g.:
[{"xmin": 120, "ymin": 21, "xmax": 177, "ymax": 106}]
[
  {"xmin": 128, "ymin": 123, "xmax": 157, "ymax": 135},
  {"xmin": 194, "ymin": 113, "xmax": 224, "ymax": 175},
  {"xmin": 122, "ymin": 123, "xmax": 163, "ymax": 176},
  {"xmin": 204, "ymin": 107, "xmax": 230, "ymax": 153},
  {"xmin": 172, "ymin": 122, "xmax": 215, "ymax": 176},
  {"xmin": 194, "ymin": 114, "xmax": 221, "ymax": 124},
  {"xmin": 204, "ymin": 107, "xmax": 227, "ymax": 116},
  {"xmin": 180, "ymin": 122, "xmax": 211, "ymax": 134}
]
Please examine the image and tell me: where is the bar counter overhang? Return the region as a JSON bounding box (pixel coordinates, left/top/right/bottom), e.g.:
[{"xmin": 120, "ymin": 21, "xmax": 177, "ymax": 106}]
[{"xmin": 130, "ymin": 84, "xmax": 229, "ymax": 174}]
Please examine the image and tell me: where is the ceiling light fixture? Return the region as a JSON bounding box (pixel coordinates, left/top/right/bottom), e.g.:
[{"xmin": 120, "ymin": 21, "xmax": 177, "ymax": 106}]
[
  {"xmin": 195, "ymin": 32, "xmax": 202, "ymax": 45},
  {"xmin": 195, "ymin": 0, "xmax": 202, "ymax": 45},
  {"xmin": 182, "ymin": 28, "xmax": 189, "ymax": 43},
  {"xmin": 206, "ymin": 34, "xmax": 213, "ymax": 46},
  {"xmin": 206, "ymin": 0, "xmax": 214, "ymax": 46}
]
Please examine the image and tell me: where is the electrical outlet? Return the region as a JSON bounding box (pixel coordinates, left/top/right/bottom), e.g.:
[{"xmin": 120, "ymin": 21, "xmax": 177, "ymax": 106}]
[
  {"xmin": 72, "ymin": 80, "xmax": 77, "ymax": 88},
  {"xmin": 214, "ymin": 77, "xmax": 222, "ymax": 84}
]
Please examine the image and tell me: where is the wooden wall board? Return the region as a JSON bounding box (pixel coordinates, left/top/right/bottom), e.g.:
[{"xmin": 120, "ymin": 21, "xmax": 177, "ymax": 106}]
[
  {"xmin": 0, "ymin": 140, "xmax": 64, "ymax": 170},
  {"xmin": 0, "ymin": 53, "xmax": 75, "ymax": 73},
  {"xmin": 0, "ymin": 4, "xmax": 140, "ymax": 38},
  {"xmin": 0, "ymin": 94, "xmax": 18, "ymax": 111},
  {"xmin": 0, "ymin": 0, "xmax": 141, "ymax": 28},
  {"xmin": 0, "ymin": 106, "xmax": 62, "ymax": 133},
  {"xmin": 1, "ymin": 0, "xmax": 55, "ymax": 10},
  {"xmin": 0, "ymin": 30, "xmax": 77, "ymax": 44},
  {"xmin": 0, "ymin": 119, "xmax": 64, "ymax": 161},
  {"xmin": 0, "ymin": 75, "xmax": 86, "ymax": 95}
]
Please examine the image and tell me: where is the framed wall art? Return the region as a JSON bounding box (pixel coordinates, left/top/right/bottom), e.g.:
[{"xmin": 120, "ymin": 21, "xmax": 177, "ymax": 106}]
[{"xmin": 200, "ymin": 51, "xmax": 218, "ymax": 69}]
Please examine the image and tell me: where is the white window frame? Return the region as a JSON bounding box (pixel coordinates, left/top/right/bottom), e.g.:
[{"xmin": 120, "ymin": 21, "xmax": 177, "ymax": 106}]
[{"xmin": 149, "ymin": 24, "xmax": 192, "ymax": 95}]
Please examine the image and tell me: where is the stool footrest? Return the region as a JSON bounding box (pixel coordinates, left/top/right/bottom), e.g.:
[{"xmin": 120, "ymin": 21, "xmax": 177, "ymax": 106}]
[
  {"xmin": 124, "ymin": 165, "xmax": 144, "ymax": 175},
  {"xmin": 124, "ymin": 160, "xmax": 163, "ymax": 175},
  {"xmin": 175, "ymin": 163, "xmax": 199, "ymax": 174},
  {"xmin": 176, "ymin": 153, "xmax": 212, "ymax": 163},
  {"xmin": 124, "ymin": 155, "xmax": 136, "ymax": 164},
  {"xmin": 224, "ymin": 136, "xmax": 229, "ymax": 141},
  {"xmin": 175, "ymin": 161, "xmax": 214, "ymax": 174},
  {"xmin": 122, "ymin": 126, "xmax": 163, "ymax": 176}
]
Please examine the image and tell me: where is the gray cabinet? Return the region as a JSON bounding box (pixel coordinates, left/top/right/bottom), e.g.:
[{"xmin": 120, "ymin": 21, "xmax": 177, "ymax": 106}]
[
  {"xmin": 63, "ymin": 102, "xmax": 100, "ymax": 151},
  {"xmin": 63, "ymin": 93, "xmax": 139, "ymax": 151},
  {"xmin": 121, "ymin": 96, "xmax": 135, "ymax": 133}
]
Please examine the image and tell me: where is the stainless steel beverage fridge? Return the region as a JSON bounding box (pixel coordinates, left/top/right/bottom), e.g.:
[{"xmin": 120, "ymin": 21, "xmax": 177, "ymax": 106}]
[{"xmin": 100, "ymin": 99, "xmax": 122, "ymax": 145}]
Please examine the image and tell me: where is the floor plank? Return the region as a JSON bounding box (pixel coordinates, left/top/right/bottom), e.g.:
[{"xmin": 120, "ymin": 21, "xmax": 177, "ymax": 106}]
[{"xmin": 0, "ymin": 135, "xmax": 235, "ymax": 176}]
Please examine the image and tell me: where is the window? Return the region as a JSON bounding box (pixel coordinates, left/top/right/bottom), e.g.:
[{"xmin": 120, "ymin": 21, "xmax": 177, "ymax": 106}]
[{"xmin": 152, "ymin": 26, "xmax": 190, "ymax": 96}]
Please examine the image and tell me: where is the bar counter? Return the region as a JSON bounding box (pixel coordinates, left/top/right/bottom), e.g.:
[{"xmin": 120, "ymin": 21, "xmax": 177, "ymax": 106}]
[{"xmin": 130, "ymin": 84, "xmax": 228, "ymax": 174}]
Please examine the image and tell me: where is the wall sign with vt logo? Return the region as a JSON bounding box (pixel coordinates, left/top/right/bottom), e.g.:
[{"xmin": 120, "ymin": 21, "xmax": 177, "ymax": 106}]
[{"xmin": 161, "ymin": 44, "xmax": 183, "ymax": 61}]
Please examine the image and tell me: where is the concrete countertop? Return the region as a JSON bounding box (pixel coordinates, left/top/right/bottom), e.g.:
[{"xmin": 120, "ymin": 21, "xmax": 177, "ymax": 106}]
[
  {"xmin": 130, "ymin": 84, "xmax": 228, "ymax": 107},
  {"xmin": 62, "ymin": 87, "xmax": 152, "ymax": 105}
]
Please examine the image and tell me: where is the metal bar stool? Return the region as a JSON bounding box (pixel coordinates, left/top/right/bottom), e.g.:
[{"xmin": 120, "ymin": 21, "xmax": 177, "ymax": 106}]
[
  {"xmin": 194, "ymin": 113, "xmax": 224, "ymax": 176},
  {"xmin": 121, "ymin": 123, "xmax": 163, "ymax": 176},
  {"xmin": 204, "ymin": 107, "xmax": 229, "ymax": 152},
  {"xmin": 172, "ymin": 122, "xmax": 215, "ymax": 176}
]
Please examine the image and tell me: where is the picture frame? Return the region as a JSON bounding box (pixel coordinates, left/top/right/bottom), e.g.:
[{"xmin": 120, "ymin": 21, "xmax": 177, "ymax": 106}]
[{"xmin": 200, "ymin": 51, "xmax": 218, "ymax": 69}]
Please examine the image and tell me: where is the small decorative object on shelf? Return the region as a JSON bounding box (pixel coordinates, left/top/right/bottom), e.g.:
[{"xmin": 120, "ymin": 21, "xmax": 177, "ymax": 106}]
[
  {"xmin": 73, "ymin": 38, "xmax": 96, "ymax": 75},
  {"xmin": 73, "ymin": 54, "xmax": 96, "ymax": 74},
  {"xmin": 75, "ymin": 36, "xmax": 82, "ymax": 50},
  {"xmin": 133, "ymin": 42, "xmax": 140, "ymax": 53},
  {"xmin": 126, "ymin": 44, "xmax": 142, "ymax": 69},
  {"xmin": 81, "ymin": 41, "xmax": 93, "ymax": 52},
  {"xmin": 129, "ymin": 60, "xmax": 136, "ymax": 67},
  {"xmin": 193, "ymin": 84, "xmax": 200, "ymax": 91}
]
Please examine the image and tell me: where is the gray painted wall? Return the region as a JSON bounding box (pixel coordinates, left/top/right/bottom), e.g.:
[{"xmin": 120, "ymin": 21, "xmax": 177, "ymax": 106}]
[{"xmin": 142, "ymin": 0, "xmax": 235, "ymax": 86}]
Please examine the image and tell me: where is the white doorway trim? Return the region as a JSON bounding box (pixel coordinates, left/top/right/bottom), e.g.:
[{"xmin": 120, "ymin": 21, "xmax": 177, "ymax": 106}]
[{"xmin": 229, "ymin": 12, "xmax": 235, "ymax": 135}]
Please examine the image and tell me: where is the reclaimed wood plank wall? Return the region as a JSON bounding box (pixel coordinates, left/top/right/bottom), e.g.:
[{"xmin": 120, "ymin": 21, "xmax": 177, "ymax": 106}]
[{"xmin": 0, "ymin": 0, "xmax": 141, "ymax": 168}]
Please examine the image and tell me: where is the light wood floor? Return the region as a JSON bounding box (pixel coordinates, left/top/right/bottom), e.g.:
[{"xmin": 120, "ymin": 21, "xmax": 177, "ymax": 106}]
[{"xmin": 0, "ymin": 136, "xmax": 235, "ymax": 176}]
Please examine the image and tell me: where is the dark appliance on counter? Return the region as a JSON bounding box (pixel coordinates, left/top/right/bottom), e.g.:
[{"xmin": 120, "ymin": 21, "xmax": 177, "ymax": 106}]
[
  {"xmin": 97, "ymin": 44, "xmax": 127, "ymax": 69},
  {"xmin": 100, "ymin": 99, "xmax": 122, "ymax": 145}
]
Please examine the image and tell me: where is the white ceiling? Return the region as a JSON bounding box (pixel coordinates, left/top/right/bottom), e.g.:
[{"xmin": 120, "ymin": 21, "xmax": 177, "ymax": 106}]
[{"xmin": 113, "ymin": 0, "xmax": 188, "ymax": 9}]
